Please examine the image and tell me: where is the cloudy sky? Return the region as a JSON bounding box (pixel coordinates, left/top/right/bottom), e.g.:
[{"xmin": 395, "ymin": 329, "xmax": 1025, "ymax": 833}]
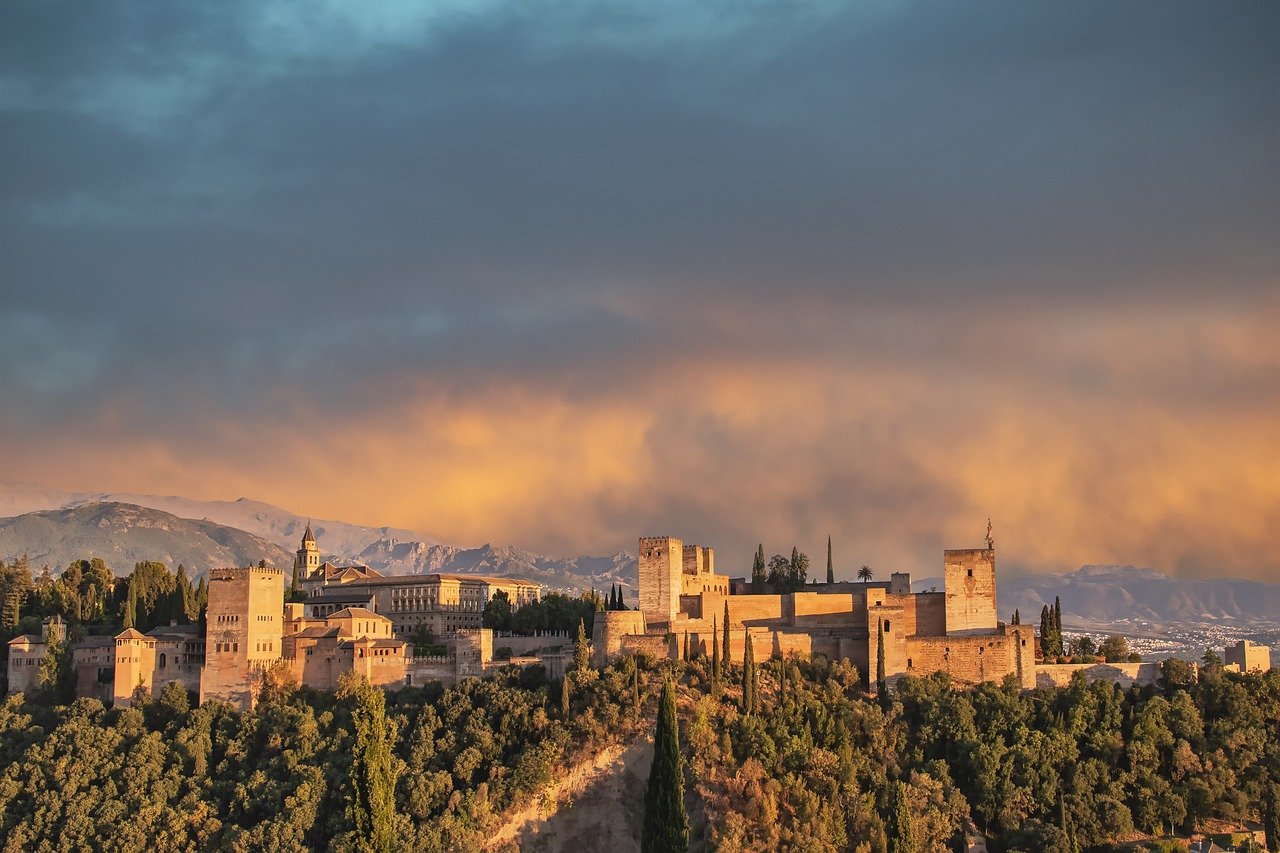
[{"xmin": 2, "ymin": 1, "xmax": 1277, "ymax": 581}]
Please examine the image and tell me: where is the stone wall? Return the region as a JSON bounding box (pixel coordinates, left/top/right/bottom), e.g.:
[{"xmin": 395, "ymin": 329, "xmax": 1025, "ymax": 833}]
[
  {"xmin": 620, "ymin": 633, "xmax": 669, "ymax": 660},
  {"xmin": 1036, "ymin": 661, "xmax": 1162, "ymax": 689},
  {"xmin": 592, "ymin": 610, "xmax": 647, "ymax": 667},
  {"xmin": 898, "ymin": 624, "xmax": 1035, "ymax": 688}
]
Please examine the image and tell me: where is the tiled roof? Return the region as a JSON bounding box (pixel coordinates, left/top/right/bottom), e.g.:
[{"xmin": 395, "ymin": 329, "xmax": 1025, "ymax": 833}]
[
  {"xmin": 115, "ymin": 628, "xmax": 149, "ymax": 640},
  {"xmin": 294, "ymin": 626, "xmax": 342, "ymax": 639},
  {"xmin": 329, "ymin": 607, "xmax": 384, "ymax": 619},
  {"xmin": 72, "ymin": 636, "xmax": 116, "ymax": 649},
  {"xmin": 6, "ymin": 634, "xmax": 43, "ymax": 646}
]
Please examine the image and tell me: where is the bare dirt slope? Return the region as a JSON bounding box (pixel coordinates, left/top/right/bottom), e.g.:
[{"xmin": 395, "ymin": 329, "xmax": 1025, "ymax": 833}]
[{"xmin": 486, "ymin": 736, "xmax": 653, "ymax": 852}]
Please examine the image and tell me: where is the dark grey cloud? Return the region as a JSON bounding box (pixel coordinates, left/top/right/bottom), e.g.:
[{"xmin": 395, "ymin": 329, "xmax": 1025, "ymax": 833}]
[{"xmin": 0, "ymin": 2, "xmax": 1276, "ymax": 579}]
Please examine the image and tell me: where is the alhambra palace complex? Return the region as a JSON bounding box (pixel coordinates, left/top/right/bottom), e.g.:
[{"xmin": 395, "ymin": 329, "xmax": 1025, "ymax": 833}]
[
  {"xmin": 594, "ymin": 537, "xmax": 1042, "ymax": 687},
  {"xmin": 8, "ymin": 527, "xmax": 1273, "ymax": 708}
]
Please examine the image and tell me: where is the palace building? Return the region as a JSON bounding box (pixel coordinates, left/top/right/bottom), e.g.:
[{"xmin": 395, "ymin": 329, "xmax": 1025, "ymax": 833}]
[{"xmin": 295, "ymin": 525, "xmax": 540, "ymax": 636}]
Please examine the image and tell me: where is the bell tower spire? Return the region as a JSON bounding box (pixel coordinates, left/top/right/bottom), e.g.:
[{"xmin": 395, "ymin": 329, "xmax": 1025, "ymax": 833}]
[{"xmin": 295, "ymin": 522, "xmax": 320, "ymax": 579}]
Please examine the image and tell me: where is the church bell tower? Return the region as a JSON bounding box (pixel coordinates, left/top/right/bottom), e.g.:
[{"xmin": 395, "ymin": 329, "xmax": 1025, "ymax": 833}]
[{"xmin": 295, "ymin": 524, "xmax": 320, "ymax": 579}]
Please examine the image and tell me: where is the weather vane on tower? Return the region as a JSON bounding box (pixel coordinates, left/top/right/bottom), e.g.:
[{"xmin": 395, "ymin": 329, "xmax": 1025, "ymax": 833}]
[{"xmin": 985, "ymin": 517, "xmax": 994, "ymax": 550}]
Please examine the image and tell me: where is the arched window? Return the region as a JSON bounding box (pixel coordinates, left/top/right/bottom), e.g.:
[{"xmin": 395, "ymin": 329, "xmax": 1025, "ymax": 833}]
[{"xmin": 158, "ymin": 653, "xmax": 166, "ymax": 668}]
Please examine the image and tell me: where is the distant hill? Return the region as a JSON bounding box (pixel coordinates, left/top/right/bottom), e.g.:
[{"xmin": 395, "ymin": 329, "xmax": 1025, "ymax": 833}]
[
  {"xmin": 0, "ymin": 482, "xmax": 433, "ymax": 559},
  {"xmin": 0, "ymin": 484, "xmax": 638, "ymax": 594},
  {"xmin": 353, "ymin": 538, "xmax": 637, "ymax": 594},
  {"xmin": 999, "ymin": 564, "xmax": 1280, "ymax": 629},
  {"xmin": 0, "ymin": 502, "xmax": 294, "ymax": 578},
  {"xmin": 911, "ymin": 564, "xmax": 1280, "ymax": 629}
]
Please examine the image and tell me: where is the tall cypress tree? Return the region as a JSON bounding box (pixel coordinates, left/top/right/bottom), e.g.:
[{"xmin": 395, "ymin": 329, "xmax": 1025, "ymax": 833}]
[
  {"xmin": 1012, "ymin": 608, "xmax": 1020, "ymax": 625},
  {"xmin": 722, "ymin": 600, "xmax": 731, "ymax": 667},
  {"xmin": 632, "ymin": 665, "xmax": 641, "ymax": 717},
  {"xmin": 643, "ymin": 679, "xmax": 688, "ymax": 853},
  {"xmin": 123, "ymin": 579, "xmax": 137, "ymax": 630},
  {"xmin": 876, "ymin": 617, "xmax": 886, "ymax": 697},
  {"xmin": 778, "ymin": 656, "xmax": 787, "ymax": 706},
  {"xmin": 827, "ymin": 535, "xmax": 834, "ymax": 584},
  {"xmin": 741, "ymin": 631, "xmax": 756, "ymax": 715},
  {"xmin": 711, "ymin": 616, "xmax": 720, "ymax": 682},
  {"xmin": 349, "ymin": 680, "xmax": 398, "ymax": 852},
  {"xmin": 1263, "ymin": 779, "xmax": 1279, "ymax": 853},
  {"xmin": 1040, "ymin": 605, "xmax": 1052, "ymax": 657},
  {"xmin": 560, "ymin": 677, "xmax": 571, "ymax": 719},
  {"xmin": 1053, "ymin": 596, "xmax": 1064, "ymax": 656},
  {"xmin": 890, "ymin": 780, "xmax": 915, "ymax": 853},
  {"xmin": 575, "ymin": 618, "xmax": 591, "ymax": 672},
  {"xmin": 751, "ymin": 545, "xmax": 766, "ymax": 592},
  {"xmin": 682, "ymin": 631, "xmax": 689, "ymax": 662}
]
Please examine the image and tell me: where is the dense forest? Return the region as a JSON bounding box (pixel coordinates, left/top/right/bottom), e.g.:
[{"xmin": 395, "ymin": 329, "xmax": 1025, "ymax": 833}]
[
  {"xmin": 684, "ymin": 655, "xmax": 1279, "ymax": 852},
  {"xmin": 2, "ymin": 644, "xmax": 1276, "ymax": 852}
]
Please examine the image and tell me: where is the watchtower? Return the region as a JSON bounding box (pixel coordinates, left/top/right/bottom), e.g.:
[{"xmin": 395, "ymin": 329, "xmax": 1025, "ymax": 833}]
[
  {"xmin": 943, "ymin": 548, "xmax": 997, "ymax": 635},
  {"xmin": 638, "ymin": 536, "xmax": 683, "ymax": 624},
  {"xmin": 200, "ymin": 564, "xmax": 284, "ymax": 710}
]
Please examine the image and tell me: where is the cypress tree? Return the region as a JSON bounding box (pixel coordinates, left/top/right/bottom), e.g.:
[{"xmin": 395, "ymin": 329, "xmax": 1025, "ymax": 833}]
[
  {"xmin": 751, "ymin": 545, "xmax": 766, "ymax": 592},
  {"xmin": 682, "ymin": 631, "xmax": 689, "ymax": 662},
  {"xmin": 778, "ymin": 656, "xmax": 787, "ymax": 706},
  {"xmin": 349, "ymin": 680, "xmax": 398, "ymax": 852},
  {"xmin": 827, "ymin": 535, "xmax": 834, "ymax": 584},
  {"xmin": 890, "ymin": 780, "xmax": 915, "ymax": 853},
  {"xmin": 632, "ymin": 664, "xmax": 641, "ymax": 717},
  {"xmin": 722, "ymin": 600, "xmax": 731, "ymax": 667},
  {"xmin": 1264, "ymin": 779, "xmax": 1280, "ymax": 853},
  {"xmin": 560, "ymin": 677, "xmax": 571, "ymax": 719},
  {"xmin": 1053, "ymin": 596, "xmax": 1064, "ymax": 656},
  {"xmin": 876, "ymin": 617, "xmax": 886, "ymax": 696},
  {"xmin": 741, "ymin": 631, "xmax": 756, "ymax": 715},
  {"xmin": 642, "ymin": 678, "xmax": 688, "ymax": 853},
  {"xmin": 1040, "ymin": 605, "xmax": 1051, "ymax": 657},
  {"xmin": 1012, "ymin": 608, "xmax": 1020, "ymax": 625},
  {"xmin": 710, "ymin": 616, "xmax": 720, "ymax": 682},
  {"xmin": 124, "ymin": 579, "xmax": 137, "ymax": 630},
  {"xmin": 575, "ymin": 618, "xmax": 591, "ymax": 672}
]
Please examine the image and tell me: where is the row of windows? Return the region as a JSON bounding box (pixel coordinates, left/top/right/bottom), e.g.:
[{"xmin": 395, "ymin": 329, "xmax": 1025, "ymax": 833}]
[
  {"xmin": 254, "ymin": 642, "xmax": 275, "ymax": 653},
  {"xmin": 256, "ymin": 614, "xmax": 274, "ymax": 622},
  {"xmin": 214, "ymin": 642, "xmax": 239, "ymax": 653},
  {"xmin": 215, "ymin": 614, "xmax": 240, "ymax": 623}
]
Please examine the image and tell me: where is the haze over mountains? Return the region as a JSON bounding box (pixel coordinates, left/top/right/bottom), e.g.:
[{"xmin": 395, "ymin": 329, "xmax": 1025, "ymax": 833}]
[
  {"xmin": 0, "ymin": 483, "xmax": 637, "ymax": 593},
  {"xmin": 1, "ymin": 483, "xmax": 1276, "ymax": 627}
]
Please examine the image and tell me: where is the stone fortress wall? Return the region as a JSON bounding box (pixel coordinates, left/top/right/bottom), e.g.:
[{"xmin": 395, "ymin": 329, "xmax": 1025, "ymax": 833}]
[{"xmin": 607, "ymin": 535, "xmax": 1038, "ymax": 689}]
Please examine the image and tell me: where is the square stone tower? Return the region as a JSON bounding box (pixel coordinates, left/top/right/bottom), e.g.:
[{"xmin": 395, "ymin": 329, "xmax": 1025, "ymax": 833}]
[
  {"xmin": 943, "ymin": 548, "xmax": 997, "ymax": 635},
  {"xmin": 200, "ymin": 565, "xmax": 284, "ymax": 710},
  {"xmin": 639, "ymin": 536, "xmax": 683, "ymax": 624}
]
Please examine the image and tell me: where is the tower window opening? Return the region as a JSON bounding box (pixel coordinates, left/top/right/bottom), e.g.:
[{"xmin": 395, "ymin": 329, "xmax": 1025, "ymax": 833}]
[{"xmin": 967, "ymin": 569, "xmax": 973, "ymax": 577}]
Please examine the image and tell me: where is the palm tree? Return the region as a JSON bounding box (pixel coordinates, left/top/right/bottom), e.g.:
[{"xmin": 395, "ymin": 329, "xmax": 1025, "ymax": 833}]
[{"xmin": 857, "ymin": 565, "xmax": 873, "ymax": 583}]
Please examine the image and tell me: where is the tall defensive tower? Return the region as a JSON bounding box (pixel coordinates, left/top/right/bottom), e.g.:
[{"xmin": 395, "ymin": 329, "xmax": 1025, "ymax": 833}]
[
  {"xmin": 200, "ymin": 564, "xmax": 284, "ymax": 710},
  {"xmin": 943, "ymin": 547, "xmax": 998, "ymax": 635},
  {"xmin": 638, "ymin": 536, "xmax": 683, "ymax": 624}
]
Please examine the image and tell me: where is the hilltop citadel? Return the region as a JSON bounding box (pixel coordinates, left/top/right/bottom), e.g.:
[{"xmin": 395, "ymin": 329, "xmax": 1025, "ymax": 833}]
[{"xmin": 7, "ymin": 527, "xmax": 1272, "ymax": 708}]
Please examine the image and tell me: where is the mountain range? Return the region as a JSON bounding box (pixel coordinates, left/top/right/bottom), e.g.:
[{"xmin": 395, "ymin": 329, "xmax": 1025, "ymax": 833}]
[
  {"xmin": 2, "ymin": 483, "xmax": 1276, "ymax": 627},
  {"xmin": 0, "ymin": 483, "xmax": 637, "ymax": 594}
]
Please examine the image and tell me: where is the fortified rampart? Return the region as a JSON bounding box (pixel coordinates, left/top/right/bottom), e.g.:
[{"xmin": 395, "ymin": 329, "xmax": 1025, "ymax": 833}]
[
  {"xmin": 610, "ymin": 534, "xmax": 1048, "ymax": 690},
  {"xmin": 1036, "ymin": 662, "xmax": 1162, "ymax": 689}
]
